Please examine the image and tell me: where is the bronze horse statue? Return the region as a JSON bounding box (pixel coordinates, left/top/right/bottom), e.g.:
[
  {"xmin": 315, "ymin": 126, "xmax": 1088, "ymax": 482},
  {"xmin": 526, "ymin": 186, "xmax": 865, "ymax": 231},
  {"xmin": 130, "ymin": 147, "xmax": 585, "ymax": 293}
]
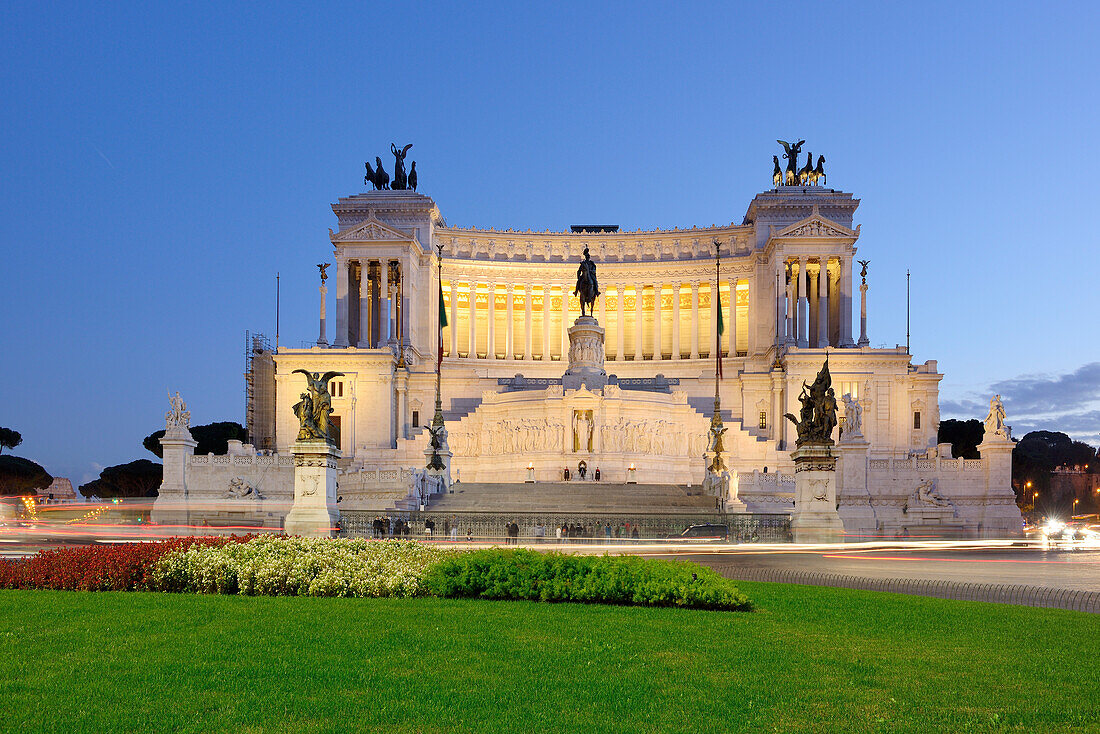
[
  {"xmin": 813, "ymin": 155, "xmax": 826, "ymax": 186},
  {"xmin": 365, "ymin": 156, "xmax": 389, "ymax": 190},
  {"xmin": 574, "ymin": 247, "xmax": 600, "ymax": 317},
  {"xmin": 798, "ymin": 152, "xmax": 814, "ymax": 185},
  {"xmin": 772, "ymin": 155, "xmax": 782, "ymax": 187}
]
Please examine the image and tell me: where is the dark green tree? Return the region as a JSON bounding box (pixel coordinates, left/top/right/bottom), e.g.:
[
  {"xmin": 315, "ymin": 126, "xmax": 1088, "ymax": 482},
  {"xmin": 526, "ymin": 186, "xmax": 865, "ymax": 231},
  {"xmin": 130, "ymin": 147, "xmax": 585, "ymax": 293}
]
[
  {"xmin": 79, "ymin": 459, "xmax": 163, "ymax": 499},
  {"xmin": 0, "ymin": 455, "xmax": 52, "ymax": 496},
  {"xmin": 0, "ymin": 427, "xmax": 22, "ymax": 455},
  {"xmin": 937, "ymin": 419, "xmax": 984, "ymax": 459},
  {"xmin": 143, "ymin": 422, "xmax": 248, "ymax": 459}
]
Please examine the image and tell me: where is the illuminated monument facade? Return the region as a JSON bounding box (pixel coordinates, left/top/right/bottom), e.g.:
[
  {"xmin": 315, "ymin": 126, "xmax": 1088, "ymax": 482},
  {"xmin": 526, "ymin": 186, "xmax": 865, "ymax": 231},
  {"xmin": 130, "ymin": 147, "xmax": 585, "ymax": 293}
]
[{"xmin": 160, "ymin": 147, "xmax": 1021, "ymax": 536}]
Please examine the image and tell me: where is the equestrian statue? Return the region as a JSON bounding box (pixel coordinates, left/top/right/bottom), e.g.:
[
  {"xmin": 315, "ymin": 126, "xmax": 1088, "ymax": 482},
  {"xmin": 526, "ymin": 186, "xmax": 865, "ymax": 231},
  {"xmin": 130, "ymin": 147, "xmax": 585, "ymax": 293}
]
[{"xmin": 573, "ymin": 247, "xmax": 600, "ymax": 317}]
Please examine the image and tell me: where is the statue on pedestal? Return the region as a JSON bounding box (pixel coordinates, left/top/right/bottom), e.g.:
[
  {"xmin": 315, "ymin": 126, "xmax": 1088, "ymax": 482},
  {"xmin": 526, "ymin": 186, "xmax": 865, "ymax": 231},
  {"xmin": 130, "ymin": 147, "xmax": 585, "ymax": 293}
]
[
  {"xmin": 166, "ymin": 391, "xmax": 190, "ymax": 431},
  {"xmin": 841, "ymin": 393, "xmax": 863, "ymax": 439},
  {"xmin": 292, "ymin": 369, "xmax": 344, "ymax": 444},
  {"xmin": 984, "ymin": 394, "xmax": 1011, "ymax": 440},
  {"xmin": 573, "ymin": 247, "xmax": 600, "ymax": 317},
  {"xmin": 784, "ymin": 359, "xmax": 839, "ymax": 446}
]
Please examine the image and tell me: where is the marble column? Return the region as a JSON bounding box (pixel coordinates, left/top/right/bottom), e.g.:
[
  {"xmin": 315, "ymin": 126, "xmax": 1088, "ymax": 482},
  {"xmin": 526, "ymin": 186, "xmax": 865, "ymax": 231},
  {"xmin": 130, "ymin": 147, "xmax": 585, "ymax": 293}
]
[
  {"xmin": 560, "ymin": 282, "xmax": 570, "ymax": 359},
  {"xmin": 690, "ymin": 283, "xmax": 700, "ymax": 359},
  {"xmin": 486, "ymin": 282, "xmax": 496, "ymax": 360},
  {"xmin": 778, "ymin": 265, "xmax": 787, "ymax": 352},
  {"xmin": 357, "ymin": 262, "xmax": 371, "ymax": 348},
  {"xmin": 448, "ymin": 281, "xmax": 458, "ymax": 358},
  {"xmin": 317, "ymin": 283, "xmax": 328, "ymax": 347},
  {"xmin": 671, "ymin": 283, "xmax": 681, "ymax": 359},
  {"xmin": 727, "ymin": 279, "xmax": 737, "ymax": 357},
  {"xmin": 542, "ymin": 284, "xmax": 551, "ymax": 360},
  {"xmin": 523, "ymin": 284, "xmax": 533, "ymax": 360},
  {"xmin": 653, "ymin": 282, "xmax": 663, "ymax": 361},
  {"xmin": 390, "ymin": 263, "xmax": 400, "ymax": 345},
  {"xmin": 467, "ymin": 280, "xmax": 477, "ymax": 358},
  {"xmin": 840, "ymin": 256, "xmax": 855, "ymax": 347},
  {"xmin": 744, "ymin": 277, "xmax": 754, "ymax": 355},
  {"xmin": 817, "ymin": 259, "xmax": 829, "ymax": 348},
  {"xmin": 797, "ymin": 258, "xmax": 809, "ymax": 348},
  {"xmin": 858, "ymin": 278, "xmax": 870, "ymax": 347},
  {"xmin": 634, "ymin": 284, "xmax": 644, "ymax": 361},
  {"xmin": 597, "ymin": 284, "xmax": 606, "ymax": 327},
  {"xmin": 335, "ymin": 259, "xmax": 349, "ymax": 348},
  {"xmin": 615, "ymin": 285, "xmax": 625, "ymax": 361},
  {"xmin": 378, "ymin": 262, "xmax": 390, "ymax": 346},
  {"xmin": 785, "ymin": 265, "xmax": 796, "ymax": 346},
  {"xmin": 505, "ymin": 284, "xmax": 515, "ymax": 360}
]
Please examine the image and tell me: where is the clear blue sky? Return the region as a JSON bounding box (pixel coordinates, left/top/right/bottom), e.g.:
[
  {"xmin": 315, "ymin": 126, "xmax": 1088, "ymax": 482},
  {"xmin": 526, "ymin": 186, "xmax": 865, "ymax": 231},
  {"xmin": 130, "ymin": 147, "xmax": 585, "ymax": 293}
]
[{"xmin": 2, "ymin": 1, "xmax": 1098, "ymax": 485}]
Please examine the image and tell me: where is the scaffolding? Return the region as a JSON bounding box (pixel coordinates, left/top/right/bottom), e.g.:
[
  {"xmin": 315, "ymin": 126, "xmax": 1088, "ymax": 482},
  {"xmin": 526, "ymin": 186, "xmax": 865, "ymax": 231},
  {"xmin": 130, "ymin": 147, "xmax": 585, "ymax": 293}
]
[{"xmin": 244, "ymin": 330, "xmax": 276, "ymax": 451}]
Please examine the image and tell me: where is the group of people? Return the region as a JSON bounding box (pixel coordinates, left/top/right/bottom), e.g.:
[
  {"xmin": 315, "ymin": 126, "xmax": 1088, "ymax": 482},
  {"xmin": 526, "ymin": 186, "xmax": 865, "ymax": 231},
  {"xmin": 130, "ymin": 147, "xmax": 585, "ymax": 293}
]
[
  {"xmin": 557, "ymin": 521, "xmax": 640, "ymax": 542},
  {"xmin": 369, "ymin": 516, "xmax": 412, "ymax": 538},
  {"xmin": 562, "ymin": 466, "xmax": 601, "ymax": 481}
]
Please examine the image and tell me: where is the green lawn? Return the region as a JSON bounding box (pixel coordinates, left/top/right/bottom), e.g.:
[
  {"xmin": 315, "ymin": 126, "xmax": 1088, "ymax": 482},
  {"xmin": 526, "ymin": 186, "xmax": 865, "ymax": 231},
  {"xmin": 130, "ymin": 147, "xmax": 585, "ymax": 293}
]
[{"xmin": 0, "ymin": 583, "xmax": 1096, "ymax": 733}]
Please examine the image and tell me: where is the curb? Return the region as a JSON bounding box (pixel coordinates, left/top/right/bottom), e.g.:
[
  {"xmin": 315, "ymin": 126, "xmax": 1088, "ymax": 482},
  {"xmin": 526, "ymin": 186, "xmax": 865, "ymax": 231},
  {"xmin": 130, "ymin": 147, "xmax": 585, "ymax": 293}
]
[{"xmin": 708, "ymin": 565, "xmax": 1100, "ymax": 613}]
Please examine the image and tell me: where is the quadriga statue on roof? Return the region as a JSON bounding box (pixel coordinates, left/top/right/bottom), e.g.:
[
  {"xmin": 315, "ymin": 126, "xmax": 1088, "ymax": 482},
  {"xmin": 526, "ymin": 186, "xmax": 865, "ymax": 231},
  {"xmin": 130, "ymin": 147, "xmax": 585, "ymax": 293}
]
[
  {"xmin": 574, "ymin": 247, "xmax": 600, "ymax": 317},
  {"xmin": 292, "ymin": 369, "xmax": 344, "ymax": 444}
]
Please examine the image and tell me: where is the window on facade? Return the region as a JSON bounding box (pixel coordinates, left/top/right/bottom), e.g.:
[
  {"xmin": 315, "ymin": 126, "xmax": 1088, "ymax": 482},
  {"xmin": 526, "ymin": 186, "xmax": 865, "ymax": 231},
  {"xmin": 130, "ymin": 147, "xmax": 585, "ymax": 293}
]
[
  {"xmin": 759, "ymin": 411, "xmax": 767, "ymax": 430},
  {"xmin": 329, "ymin": 380, "xmax": 344, "ymax": 398},
  {"xmin": 412, "ymin": 411, "xmax": 419, "ymax": 428},
  {"xmin": 913, "ymin": 411, "xmax": 921, "ymax": 430}
]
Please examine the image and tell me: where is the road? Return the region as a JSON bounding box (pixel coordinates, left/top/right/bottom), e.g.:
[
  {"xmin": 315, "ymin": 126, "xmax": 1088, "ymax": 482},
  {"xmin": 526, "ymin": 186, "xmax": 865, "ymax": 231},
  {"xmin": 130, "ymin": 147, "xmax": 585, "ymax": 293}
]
[{"xmin": 660, "ymin": 545, "xmax": 1100, "ymax": 592}]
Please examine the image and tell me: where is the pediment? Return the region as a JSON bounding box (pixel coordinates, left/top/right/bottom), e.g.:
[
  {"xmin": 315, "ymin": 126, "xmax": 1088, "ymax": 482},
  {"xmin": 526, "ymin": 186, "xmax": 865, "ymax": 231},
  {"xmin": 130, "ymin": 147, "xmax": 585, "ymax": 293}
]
[
  {"xmin": 329, "ymin": 217, "xmax": 413, "ymax": 243},
  {"xmin": 772, "ymin": 205, "xmax": 858, "ymax": 240}
]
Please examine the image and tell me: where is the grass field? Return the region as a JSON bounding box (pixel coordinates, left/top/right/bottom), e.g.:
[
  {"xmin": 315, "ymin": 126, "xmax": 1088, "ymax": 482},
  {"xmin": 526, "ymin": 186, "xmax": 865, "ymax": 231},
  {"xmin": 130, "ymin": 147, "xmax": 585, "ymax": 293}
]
[{"xmin": 1, "ymin": 582, "xmax": 1097, "ymax": 733}]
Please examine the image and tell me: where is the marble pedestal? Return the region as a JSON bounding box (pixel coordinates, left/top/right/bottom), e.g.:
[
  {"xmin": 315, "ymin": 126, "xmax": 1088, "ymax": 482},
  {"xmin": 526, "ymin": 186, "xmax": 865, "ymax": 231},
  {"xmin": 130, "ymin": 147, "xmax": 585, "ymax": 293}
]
[
  {"xmin": 790, "ymin": 443, "xmax": 844, "ymax": 542},
  {"xmin": 837, "ymin": 438, "xmax": 877, "ymax": 536},
  {"xmin": 562, "ymin": 316, "xmax": 607, "ymax": 390},
  {"xmin": 151, "ymin": 428, "xmax": 198, "ymax": 526},
  {"xmin": 284, "ymin": 440, "xmax": 340, "ymax": 538}
]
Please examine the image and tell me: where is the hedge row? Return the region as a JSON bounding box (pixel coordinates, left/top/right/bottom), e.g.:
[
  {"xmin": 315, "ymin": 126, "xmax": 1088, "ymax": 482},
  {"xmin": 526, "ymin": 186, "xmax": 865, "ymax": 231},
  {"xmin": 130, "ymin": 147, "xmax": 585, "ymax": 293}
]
[
  {"xmin": 0, "ymin": 537, "xmax": 751, "ymax": 611},
  {"xmin": 423, "ymin": 549, "xmax": 752, "ymax": 611}
]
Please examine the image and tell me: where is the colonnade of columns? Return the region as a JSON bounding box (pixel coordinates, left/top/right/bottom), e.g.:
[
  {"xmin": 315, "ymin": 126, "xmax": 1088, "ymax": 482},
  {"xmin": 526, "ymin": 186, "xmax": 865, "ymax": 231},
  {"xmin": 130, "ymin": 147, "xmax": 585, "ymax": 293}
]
[
  {"xmin": 440, "ymin": 278, "xmax": 749, "ymax": 361},
  {"xmin": 334, "ymin": 258, "xmax": 403, "ymax": 349},
  {"xmin": 778, "ymin": 255, "xmax": 855, "ymax": 350}
]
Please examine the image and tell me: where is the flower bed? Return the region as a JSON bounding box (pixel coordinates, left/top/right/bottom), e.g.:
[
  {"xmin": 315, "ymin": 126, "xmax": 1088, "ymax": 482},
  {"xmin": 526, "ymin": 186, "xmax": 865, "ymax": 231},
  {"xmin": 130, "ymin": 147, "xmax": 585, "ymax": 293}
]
[
  {"xmin": 1, "ymin": 537, "xmax": 751, "ymax": 611},
  {"xmin": 0, "ymin": 536, "xmax": 237, "ymax": 591},
  {"xmin": 151, "ymin": 536, "xmax": 446, "ymax": 598}
]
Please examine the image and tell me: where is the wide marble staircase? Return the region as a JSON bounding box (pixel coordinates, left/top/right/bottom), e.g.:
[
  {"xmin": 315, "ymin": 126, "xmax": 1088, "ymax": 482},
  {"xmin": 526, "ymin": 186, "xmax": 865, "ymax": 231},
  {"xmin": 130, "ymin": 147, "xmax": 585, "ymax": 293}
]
[{"xmin": 424, "ymin": 482, "xmax": 717, "ymax": 514}]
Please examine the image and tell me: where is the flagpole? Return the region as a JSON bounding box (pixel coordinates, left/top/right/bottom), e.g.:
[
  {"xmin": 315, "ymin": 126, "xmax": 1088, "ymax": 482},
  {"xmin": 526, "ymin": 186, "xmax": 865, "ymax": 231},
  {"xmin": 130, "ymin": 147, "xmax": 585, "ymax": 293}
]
[
  {"xmin": 709, "ymin": 239, "xmax": 726, "ymax": 478},
  {"xmin": 427, "ymin": 241, "xmax": 447, "ymax": 471}
]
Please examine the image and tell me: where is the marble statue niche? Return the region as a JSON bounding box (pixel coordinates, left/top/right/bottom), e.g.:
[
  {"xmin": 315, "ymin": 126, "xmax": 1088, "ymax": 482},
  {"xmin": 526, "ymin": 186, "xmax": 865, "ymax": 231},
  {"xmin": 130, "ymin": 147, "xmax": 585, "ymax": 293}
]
[{"xmin": 573, "ymin": 410, "xmax": 594, "ymax": 453}]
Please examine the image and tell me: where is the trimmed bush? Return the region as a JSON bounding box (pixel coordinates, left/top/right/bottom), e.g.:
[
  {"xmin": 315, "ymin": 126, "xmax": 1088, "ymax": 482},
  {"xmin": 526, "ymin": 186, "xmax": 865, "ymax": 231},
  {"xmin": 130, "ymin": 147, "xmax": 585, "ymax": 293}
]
[
  {"xmin": 151, "ymin": 536, "xmax": 448, "ymax": 597},
  {"xmin": 422, "ymin": 549, "xmax": 751, "ymax": 611}
]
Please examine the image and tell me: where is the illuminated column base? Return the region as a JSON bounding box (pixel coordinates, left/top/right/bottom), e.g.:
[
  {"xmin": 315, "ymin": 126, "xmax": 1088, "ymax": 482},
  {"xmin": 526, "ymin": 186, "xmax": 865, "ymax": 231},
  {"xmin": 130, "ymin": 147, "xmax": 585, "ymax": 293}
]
[
  {"xmin": 789, "ymin": 444, "xmax": 844, "ymax": 542},
  {"xmin": 285, "ymin": 440, "xmax": 341, "ymax": 538}
]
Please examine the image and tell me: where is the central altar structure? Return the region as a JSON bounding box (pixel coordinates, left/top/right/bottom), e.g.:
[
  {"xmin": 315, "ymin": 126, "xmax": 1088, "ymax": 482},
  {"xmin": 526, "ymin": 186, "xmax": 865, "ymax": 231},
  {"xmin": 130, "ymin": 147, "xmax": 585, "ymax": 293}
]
[{"xmin": 156, "ymin": 143, "xmax": 1024, "ymax": 537}]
